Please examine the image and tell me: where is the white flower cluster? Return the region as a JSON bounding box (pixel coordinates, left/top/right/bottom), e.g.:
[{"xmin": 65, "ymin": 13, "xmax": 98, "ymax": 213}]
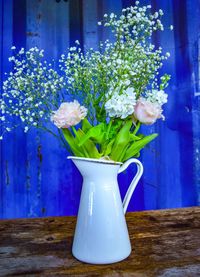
[
  {"xmin": 105, "ymin": 87, "xmax": 136, "ymax": 119},
  {"xmin": 0, "ymin": 47, "xmax": 64, "ymax": 137}
]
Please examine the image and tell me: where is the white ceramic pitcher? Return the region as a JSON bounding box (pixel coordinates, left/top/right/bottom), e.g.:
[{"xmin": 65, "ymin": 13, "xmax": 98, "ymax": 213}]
[{"xmin": 68, "ymin": 156, "xmax": 143, "ymax": 264}]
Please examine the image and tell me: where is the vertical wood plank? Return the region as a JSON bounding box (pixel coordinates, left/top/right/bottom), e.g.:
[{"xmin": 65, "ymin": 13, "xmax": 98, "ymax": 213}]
[
  {"xmin": 0, "ymin": 0, "xmax": 3, "ymax": 217},
  {"xmin": 12, "ymin": 0, "xmax": 27, "ymax": 217},
  {"xmin": 82, "ymin": 0, "xmax": 99, "ymax": 50},
  {"xmin": 26, "ymin": 0, "xmax": 72, "ymax": 217},
  {"xmin": 69, "ymin": 0, "xmax": 83, "ymax": 47},
  {"xmin": 100, "ymin": 0, "xmax": 122, "ymax": 41},
  {"xmin": 172, "ymin": 0, "xmax": 197, "ymax": 207},
  {"xmin": 135, "ymin": 0, "xmax": 158, "ymax": 210},
  {"xmin": 152, "ymin": 0, "xmax": 182, "ymax": 209},
  {"xmin": 1, "ymin": 0, "xmax": 14, "ymax": 218},
  {"xmin": 186, "ymin": 0, "xmax": 200, "ymax": 206},
  {"xmin": 26, "ymin": 0, "xmax": 44, "ymax": 217}
]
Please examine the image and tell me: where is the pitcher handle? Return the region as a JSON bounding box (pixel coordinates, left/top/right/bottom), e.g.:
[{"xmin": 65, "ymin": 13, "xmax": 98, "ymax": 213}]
[{"xmin": 118, "ymin": 158, "xmax": 144, "ymax": 214}]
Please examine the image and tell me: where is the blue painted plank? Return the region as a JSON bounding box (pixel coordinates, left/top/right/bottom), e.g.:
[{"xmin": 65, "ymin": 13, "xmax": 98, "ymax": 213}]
[
  {"xmin": 122, "ymin": 0, "xmax": 136, "ymax": 9},
  {"xmin": 1, "ymin": 0, "xmax": 14, "ymax": 219},
  {"xmin": 26, "ymin": 0, "xmax": 72, "ymax": 217},
  {"xmin": 0, "ymin": 0, "xmax": 3, "ymax": 217},
  {"xmin": 69, "ymin": 0, "xmax": 83, "ymax": 47},
  {"xmin": 172, "ymin": 0, "xmax": 197, "ymax": 207},
  {"xmin": 137, "ymin": 0, "xmax": 160, "ymax": 210},
  {"xmin": 186, "ymin": 0, "xmax": 200, "ymax": 206},
  {"xmin": 82, "ymin": 0, "xmax": 99, "ymax": 50},
  {"xmin": 25, "ymin": 0, "xmax": 42, "ymax": 218},
  {"xmin": 12, "ymin": 0, "xmax": 28, "ymax": 218},
  {"xmin": 152, "ymin": 0, "xmax": 182, "ymax": 209}
]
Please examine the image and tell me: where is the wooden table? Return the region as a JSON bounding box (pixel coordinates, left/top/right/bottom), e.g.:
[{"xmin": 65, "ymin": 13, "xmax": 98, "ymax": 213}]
[{"xmin": 0, "ymin": 207, "xmax": 200, "ymax": 276}]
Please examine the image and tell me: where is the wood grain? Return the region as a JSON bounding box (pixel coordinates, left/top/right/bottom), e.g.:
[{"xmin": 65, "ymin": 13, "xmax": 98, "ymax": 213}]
[{"xmin": 0, "ymin": 207, "xmax": 200, "ymax": 276}]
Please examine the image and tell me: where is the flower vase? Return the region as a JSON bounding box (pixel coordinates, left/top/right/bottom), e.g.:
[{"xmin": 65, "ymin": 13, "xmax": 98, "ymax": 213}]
[{"xmin": 68, "ymin": 156, "xmax": 143, "ymax": 264}]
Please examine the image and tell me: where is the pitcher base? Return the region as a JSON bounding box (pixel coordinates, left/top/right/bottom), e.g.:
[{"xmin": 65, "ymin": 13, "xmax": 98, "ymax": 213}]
[{"xmin": 72, "ymin": 249, "xmax": 131, "ymax": 265}]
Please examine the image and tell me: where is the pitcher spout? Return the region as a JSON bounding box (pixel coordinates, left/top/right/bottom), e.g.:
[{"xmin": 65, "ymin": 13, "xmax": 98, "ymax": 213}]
[{"xmin": 67, "ymin": 156, "xmax": 122, "ymax": 178}]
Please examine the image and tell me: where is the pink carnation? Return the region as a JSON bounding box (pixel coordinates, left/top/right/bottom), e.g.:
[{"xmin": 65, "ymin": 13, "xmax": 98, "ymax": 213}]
[
  {"xmin": 51, "ymin": 100, "xmax": 87, "ymax": 128},
  {"xmin": 134, "ymin": 98, "xmax": 163, "ymax": 125}
]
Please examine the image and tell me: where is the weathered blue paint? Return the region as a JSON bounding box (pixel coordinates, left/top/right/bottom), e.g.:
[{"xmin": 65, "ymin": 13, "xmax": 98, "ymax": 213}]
[
  {"xmin": 0, "ymin": 0, "xmax": 199, "ymax": 219},
  {"xmin": 172, "ymin": 0, "xmax": 196, "ymax": 207},
  {"xmin": 0, "ymin": 0, "xmax": 3, "ymax": 218}
]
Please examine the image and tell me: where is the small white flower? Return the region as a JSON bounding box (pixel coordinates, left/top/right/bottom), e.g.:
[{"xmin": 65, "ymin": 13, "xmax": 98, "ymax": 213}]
[
  {"xmin": 154, "ymin": 12, "xmax": 159, "ymax": 19},
  {"xmin": 116, "ymin": 59, "xmax": 122, "ymax": 65},
  {"xmin": 124, "ymin": 80, "xmax": 131, "ymax": 86},
  {"xmin": 170, "ymin": 25, "xmax": 174, "ymax": 30},
  {"xmin": 98, "ymin": 21, "xmax": 102, "ymax": 26},
  {"xmin": 19, "ymin": 48, "xmax": 25, "ymax": 55},
  {"xmin": 110, "ymin": 13, "xmax": 115, "ymax": 19},
  {"xmin": 24, "ymin": 126, "xmax": 29, "ymax": 133},
  {"xmin": 11, "ymin": 46, "xmax": 16, "ymax": 50}
]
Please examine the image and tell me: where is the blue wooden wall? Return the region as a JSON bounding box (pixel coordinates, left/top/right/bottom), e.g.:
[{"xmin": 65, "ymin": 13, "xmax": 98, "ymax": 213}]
[{"xmin": 0, "ymin": 0, "xmax": 200, "ymax": 219}]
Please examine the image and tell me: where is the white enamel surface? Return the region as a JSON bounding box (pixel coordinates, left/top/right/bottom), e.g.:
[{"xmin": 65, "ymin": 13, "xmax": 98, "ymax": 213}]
[{"xmin": 68, "ymin": 156, "xmax": 143, "ymax": 264}]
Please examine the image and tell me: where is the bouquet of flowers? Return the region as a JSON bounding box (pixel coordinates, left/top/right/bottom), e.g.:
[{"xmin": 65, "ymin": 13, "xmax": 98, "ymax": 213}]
[{"xmin": 0, "ymin": 1, "xmax": 172, "ymax": 163}]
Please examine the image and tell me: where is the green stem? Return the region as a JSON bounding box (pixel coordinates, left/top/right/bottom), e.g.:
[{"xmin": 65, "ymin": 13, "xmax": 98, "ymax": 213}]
[
  {"xmin": 71, "ymin": 126, "xmax": 77, "ymax": 137},
  {"xmin": 58, "ymin": 128, "xmax": 72, "ymax": 153},
  {"xmin": 106, "ymin": 119, "xmax": 113, "ymax": 140},
  {"xmin": 132, "ymin": 121, "xmax": 141, "ymax": 136}
]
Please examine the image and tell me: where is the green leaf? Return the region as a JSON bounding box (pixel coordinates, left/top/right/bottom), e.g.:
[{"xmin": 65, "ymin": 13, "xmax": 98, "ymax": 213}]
[
  {"xmin": 123, "ymin": 133, "xmax": 158, "ymax": 162},
  {"xmin": 62, "ymin": 129, "xmax": 84, "ymax": 157},
  {"xmin": 132, "ymin": 122, "xmax": 141, "ymax": 136},
  {"xmin": 82, "ymin": 118, "xmax": 92, "ymax": 133},
  {"xmin": 108, "ymin": 119, "xmax": 123, "ymax": 140},
  {"xmin": 103, "ymin": 138, "xmax": 115, "ymax": 156},
  {"xmin": 129, "ymin": 134, "xmax": 142, "ymax": 141},
  {"xmin": 73, "ymin": 129, "xmax": 90, "ymax": 157},
  {"xmin": 110, "ymin": 120, "xmax": 132, "ymax": 162},
  {"xmin": 78, "ymin": 123, "xmax": 105, "ymax": 146},
  {"xmin": 76, "ymin": 129, "xmax": 101, "ymax": 159}
]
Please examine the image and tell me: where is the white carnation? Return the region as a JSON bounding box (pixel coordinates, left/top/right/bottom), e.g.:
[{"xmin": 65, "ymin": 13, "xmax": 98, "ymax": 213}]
[{"xmin": 105, "ymin": 87, "xmax": 136, "ymax": 119}]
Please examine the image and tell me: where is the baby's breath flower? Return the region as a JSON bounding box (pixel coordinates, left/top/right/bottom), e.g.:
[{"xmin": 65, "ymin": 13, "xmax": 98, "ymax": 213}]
[{"xmin": 1, "ymin": 2, "xmax": 171, "ymax": 140}]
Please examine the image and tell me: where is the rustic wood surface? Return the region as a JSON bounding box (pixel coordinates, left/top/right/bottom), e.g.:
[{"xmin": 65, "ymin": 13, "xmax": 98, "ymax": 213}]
[{"xmin": 0, "ymin": 207, "xmax": 200, "ymax": 276}]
